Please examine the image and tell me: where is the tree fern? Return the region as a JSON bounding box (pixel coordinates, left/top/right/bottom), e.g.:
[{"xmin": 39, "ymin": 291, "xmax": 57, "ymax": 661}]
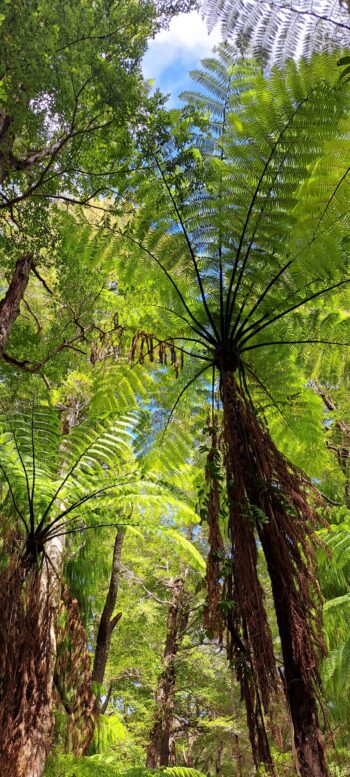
[
  {"xmin": 0, "ymin": 402, "xmax": 139, "ymax": 563},
  {"xmin": 112, "ymin": 49, "xmax": 350, "ymax": 774},
  {"xmin": 118, "ymin": 49, "xmax": 350, "ymax": 455},
  {"xmin": 202, "ymin": 0, "xmax": 350, "ymax": 65}
]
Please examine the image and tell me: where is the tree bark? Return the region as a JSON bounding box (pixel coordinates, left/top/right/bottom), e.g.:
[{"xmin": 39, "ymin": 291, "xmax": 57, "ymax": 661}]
[
  {"xmin": 92, "ymin": 527, "xmax": 126, "ymax": 687},
  {"xmin": 220, "ymin": 369, "xmax": 327, "ymax": 777},
  {"xmin": 146, "ymin": 575, "xmax": 189, "ymax": 768},
  {"xmin": 0, "ymin": 253, "xmax": 34, "ymax": 356},
  {"xmin": 220, "ymin": 370, "xmax": 276, "ymax": 772},
  {"xmin": 0, "ymin": 409, "xmax": 83, "ymax": 777},
  {"xmin": 230, "ymin": 671, "xmax": 243, "ymax": 777},
  {"xmin": 21, "ymin": 536, "xmax": 65, "ymax": 777},
  {"xmin": 259, "ymin": 527, "xmax": 327, "ymax": 777}
]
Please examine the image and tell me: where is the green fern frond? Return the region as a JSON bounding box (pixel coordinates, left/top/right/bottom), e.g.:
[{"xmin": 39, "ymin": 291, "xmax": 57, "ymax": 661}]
[
  {"xmin": 202, "ymin": 0, "xmax": 350, "ymax": 65},
  {"xmin": 44, "ymin": 754, "xmax": 206, "ymax": 776}
]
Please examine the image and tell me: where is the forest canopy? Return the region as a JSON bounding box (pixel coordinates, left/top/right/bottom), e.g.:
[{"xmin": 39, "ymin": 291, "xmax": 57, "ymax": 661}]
[{"xmin": 1, "ymin": 2, "xmax": 350, "ymax": 777}]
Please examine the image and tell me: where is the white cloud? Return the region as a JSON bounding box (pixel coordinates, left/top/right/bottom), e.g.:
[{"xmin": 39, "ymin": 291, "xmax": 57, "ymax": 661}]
[{"xmin": 143, "ymin": 11, "xmax": 222, "ymax": 105}]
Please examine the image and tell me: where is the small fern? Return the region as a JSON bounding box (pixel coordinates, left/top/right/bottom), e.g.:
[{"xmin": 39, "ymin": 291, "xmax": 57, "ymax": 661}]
[{"xmin": 44, "ymin": 755, "xmax": 206, "ymax": 777}]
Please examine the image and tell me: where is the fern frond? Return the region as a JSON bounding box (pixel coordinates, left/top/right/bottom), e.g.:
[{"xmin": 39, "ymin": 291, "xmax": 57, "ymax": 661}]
[{"xmin": 202, "ymin": 0, "xmax": 350, "ymax": 65}]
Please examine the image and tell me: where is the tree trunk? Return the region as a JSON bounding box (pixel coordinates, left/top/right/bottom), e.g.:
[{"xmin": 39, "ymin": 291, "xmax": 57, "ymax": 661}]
[
  {"xmin": 92, "ymin": 527, "xmax": 126, "ymax": 687},
  {"xmin": 230, "ymin": 671, "xmax": 243, "ymax": 777},
  {"xmin": 0, "ymin": 253, "xmax": 34, "ymax": 356},
  {"xmin": 215, "ymin": 741, "xmax": 224, "ymax": 774},
  {"xmin": 220, "ymin": 370, "xmax": 276, "ymax": 772},
  {"xmin": 0, "ymin": 533, "xmax": 64, "ymax": 777},
  {"xmin": 64, "ymin": 527, "xmax": 126, "ymax": 756},
  {"xmin": 146, "ymin": 575, "xmax": 189, "ymax": 768},
  {"xmin": 0, "ymin": 408, "xmax": 84, "ymax": 776},
  {"xmin": 259, "ymin": 526, "xmax": 327, "ymax": 777},
  {"xmin": 21, "ymin": 535, "xmax": 65, "ymax": 777},
  {"xmin": 220, "ymin": 369, "xmax": 327, "ymax": 777}
]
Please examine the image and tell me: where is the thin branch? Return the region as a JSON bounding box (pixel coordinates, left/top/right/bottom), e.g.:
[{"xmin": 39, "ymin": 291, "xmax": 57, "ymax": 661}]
[
  {"xmin": 122, "ymin": 566, "xmax": 169, "ymax": 605},
  {"xmin": 1, "ymin": 333, "xmax": 88, "ymax": 373},
  {"xmin": 56, "ymin": 27, "xmax": 120, "ymax": 52},
  {"xmin": 32, "ymin": 267, "xmax": 54, "ymax": 295},
  {"xmin": 22, "ymin": 298, "xmax": 42, "ymax": 334}
]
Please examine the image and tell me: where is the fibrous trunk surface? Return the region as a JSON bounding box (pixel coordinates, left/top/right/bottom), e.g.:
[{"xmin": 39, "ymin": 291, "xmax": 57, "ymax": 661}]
[{"xmin": 219, "ymin": 370, "xmax": 327, "ymax": 777}]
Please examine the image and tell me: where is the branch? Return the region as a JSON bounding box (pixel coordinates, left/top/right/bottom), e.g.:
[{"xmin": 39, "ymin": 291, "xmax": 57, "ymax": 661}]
[
  {"xmin": 0, "ymin": 253, "xmax": 34, "ymax": 355},
  {"xmin": 32, "ymin": 266, "xmax": 54, "ymax": 295},
  {"xmin": 122, "ymin": 566, "xmax": 169, "ymax": 605},
  {"xmin": 1, "ymin": 333, "xmax": 87, "ymax": 373}
]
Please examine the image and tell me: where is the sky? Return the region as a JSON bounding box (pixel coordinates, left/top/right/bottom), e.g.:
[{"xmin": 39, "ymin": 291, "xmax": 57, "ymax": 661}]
[{"xmin": 143, "ymin": 10, "xmax": 222, "ymax": 108}]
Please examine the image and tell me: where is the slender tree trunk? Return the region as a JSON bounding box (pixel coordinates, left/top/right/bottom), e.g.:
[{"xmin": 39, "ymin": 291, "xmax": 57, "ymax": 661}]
[
  {"xmin": 183, "ymin": 729, "xmax": 197, "ymax": 768},
  {"xmin": 92, "ymin": 527, "xmax": 126, "ymax": 686},
  {"xmin": 215, "ymin": 741, "xmax": 224, "ymax": 774},
  {"xmin": 0, "ymin": 253, "xmax": 34, "ymax": 355},
  {"xmin": 230, "ymin": 670, "xmax": 243, "ymax": 777},
  {"xmin": 65, "ymin": 527, "xmax": 126, "ymax": 755},
  {"xmin": 146, "ymin": 575, "xmax": 189, "ymax": 768},
  {"xmin": 220, "ymin": 369, "xmax": 327, "ymax": 777}
]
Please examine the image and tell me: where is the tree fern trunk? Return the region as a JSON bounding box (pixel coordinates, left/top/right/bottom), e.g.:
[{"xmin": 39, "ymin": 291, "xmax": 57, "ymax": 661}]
[
  {"xmin": 20, "ymin": 534, "xmax": 65, "ymax": 777},
  {"xmin": 220, "ymin": 369, "xmax": 328, "ymax": 777},
  {"xmin": 0, "ymin": 407, "xmax": 82, "ymax": 776},
  {"xmin": 0, "ymin": 535, "xmax": 64, "ymax": 777},
  {"xmin": 258, "ymin": 524, "xmax": 327, "ymax": 777}
]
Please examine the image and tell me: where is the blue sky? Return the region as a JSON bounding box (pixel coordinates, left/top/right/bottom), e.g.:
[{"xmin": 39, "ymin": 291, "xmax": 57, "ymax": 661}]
[{"xmin": 143, "ymin": 11, "xmax": 222, "ymax": 108}]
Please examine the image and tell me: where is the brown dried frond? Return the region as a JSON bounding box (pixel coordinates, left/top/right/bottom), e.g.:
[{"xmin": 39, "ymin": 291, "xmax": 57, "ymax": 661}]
[{"xmin": 129, "ymin": 331, "xmax": 183, "ymax": 375}]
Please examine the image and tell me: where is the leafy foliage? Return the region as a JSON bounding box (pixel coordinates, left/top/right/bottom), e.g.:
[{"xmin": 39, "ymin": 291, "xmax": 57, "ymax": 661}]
[
  {"xmin": 44, "ymin": 755, "xmax": 206, "ymax": 777},
  {"xmin": 202, "ymin": 0, "xmax": 350, "ymax": 65},
  {"xmin": 2, "ymin": 3, "xmax": 350, "ymax": 773},
  {"xmin": 116, "ymin": 47, "xmax": 350, "ymax": 471}
]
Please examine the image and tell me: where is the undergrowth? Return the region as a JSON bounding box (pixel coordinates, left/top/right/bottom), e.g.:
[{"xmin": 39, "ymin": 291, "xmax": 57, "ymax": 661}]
[{"xmin": 44, "ymin": 755, "xmax": 206, "ymax": 777}]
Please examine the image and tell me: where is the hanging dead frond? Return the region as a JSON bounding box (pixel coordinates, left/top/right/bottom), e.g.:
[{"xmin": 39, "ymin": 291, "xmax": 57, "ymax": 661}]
[
  {"xmin": 129, "ymin": 331, "xmax": 184, "ymax": 375},
  {"xmin": 90, "ymin": 320, "xmax": 125, "ymax": 365}
]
